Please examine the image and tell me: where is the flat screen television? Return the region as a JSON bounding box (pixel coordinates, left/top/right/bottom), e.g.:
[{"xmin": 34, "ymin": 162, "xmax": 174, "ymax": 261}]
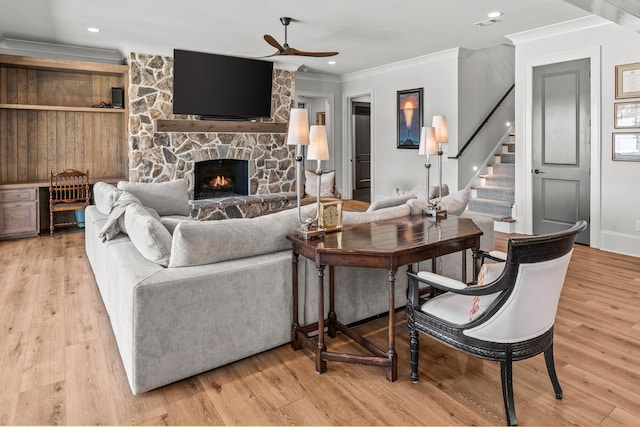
[{"xmin": 173, "ymin": 49, "xmax": 274, "ymax": 120}]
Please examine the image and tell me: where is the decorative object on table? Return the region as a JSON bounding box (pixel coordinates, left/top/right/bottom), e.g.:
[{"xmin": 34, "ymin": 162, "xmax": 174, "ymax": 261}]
[
  {"xmin": 418, "ymin": 126, "xmax": 438, "ymax": 212},
  {"xmin": 263, "ymin": 17, "xmax": 339, "ymax": 57},
  {"xmin": 406, "ymin": 220, "xmax": 587, "ymax": 426},
  {"xmin": 318, "ymin": 200, "xmax": 343, "ymax": 233},
  {"xmin": 423, "ymin": 115, "xmax": 448, "ymax": 218},
  {"xmin": 612, "ymin": 132, "xmax": 640, "ymax": 161},
  {"xmin": 615, "ymin": 61, "xmax": 640, "ymax": 99},
  {"xmin": 397, "ymin": 88, "xmax": 423, "ymax": 148},
  {"xmin": 287, "ymin": 108, "xmax": 322, "ymax": 239},
  {"xmin": 614, "ymin": 101, "xmax": 640, "ymax": 128}
]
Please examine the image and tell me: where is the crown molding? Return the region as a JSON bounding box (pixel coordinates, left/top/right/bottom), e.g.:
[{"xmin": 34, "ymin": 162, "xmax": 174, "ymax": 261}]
[{"xmin": 506, "ymin": 15, "xmax": 611, "ymax": 45}]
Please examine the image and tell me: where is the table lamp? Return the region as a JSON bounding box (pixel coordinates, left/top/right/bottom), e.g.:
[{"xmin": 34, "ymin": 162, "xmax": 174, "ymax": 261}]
[
  {"xmin": 287, "ymin": 108, "xmax": 314, "ymax": 237},
  {"xmin": 424, "ymin": 115, "xmax": 448, "ymax": 218},
  {"xmin": 418, "ymin": 126, "xmax": 437, "ymax": 204},
  {"xmin": 306, "ymin": 125, "xmax": 330, "ymax": 238}
]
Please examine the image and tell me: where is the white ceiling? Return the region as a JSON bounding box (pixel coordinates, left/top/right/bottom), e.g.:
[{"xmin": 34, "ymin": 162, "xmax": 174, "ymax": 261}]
[{"xmin": 0, "ymin": 0, "xmax": 592, "ymax": 75}]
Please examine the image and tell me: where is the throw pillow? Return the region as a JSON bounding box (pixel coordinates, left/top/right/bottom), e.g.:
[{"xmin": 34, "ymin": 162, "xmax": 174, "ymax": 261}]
[
  {"xmin": 124, "ymin": 203, "xmax": 173, "ymax": 267},
  {"xmin": 304, "ymin": 170, "xmax": 335, "ymax": 198},
  {"xmin": 117, "ymin": 179, "xmax": 190, "ymax": 216},
  {"xmin": 93, "ymin": 182, "xmax": 122, "ymax": 215},
  {"xmin": 435, "ymin": 189, "xmax": 469, "ymax": 216},
  {"xmin": 469, "ymin": 261, "xmax": 505, "ymax": 321},
  {"xmin": 392, "ymin": 184, "xmax": 449, "ymax": 200}
]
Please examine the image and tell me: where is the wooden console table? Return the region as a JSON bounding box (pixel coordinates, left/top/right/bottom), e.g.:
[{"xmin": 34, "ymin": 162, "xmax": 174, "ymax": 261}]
[{"xmin": 287, "ymin": 214, "xmax": 483, "ymax": 381}]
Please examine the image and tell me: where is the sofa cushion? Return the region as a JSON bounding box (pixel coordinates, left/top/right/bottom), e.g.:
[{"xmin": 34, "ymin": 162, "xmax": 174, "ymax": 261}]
[
  {"xmin": 117, "ymin": 179, "xmax": 189, "ymax": 216},
  {"xmin": 93, "ymin": 182, "xmax": 122, "ymax": 215},
  {"xmin": 366, "ymin": 194, "xmax": 416, "ymax": 212},
  {"xmin": 407, "ymin": 189, "xmax": 469, "ymax": 216},
  {"xmin": 124, "ymin": 203, "xmax": 173, "ymax": 267},
  {"xmin": 168, "ymin": 206, "xmax": 311, "ymax": 268},
  {"xmin": 392, "ymin": 184, "xmax": 449, "ymax": 200},
  {"xmin": 343, "ymin": 204, "xmax": 411, "ymax": 226}
]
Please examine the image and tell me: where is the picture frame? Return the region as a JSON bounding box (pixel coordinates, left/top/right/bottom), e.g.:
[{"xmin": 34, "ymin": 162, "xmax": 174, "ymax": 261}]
[
  {"xmin": 612, "ymin": 132, "xmax": 640, "ymax": 161},
  {"xmin": 397, "ymin": 88, "xmax": 423, "ymax": 149},
  {"xmin": 614, "ymin": 102, "xmax": 640, "ymax": 128},
  {"xmin": 615, "ymin": 62, "xmax": 640, "ymax": 99}
]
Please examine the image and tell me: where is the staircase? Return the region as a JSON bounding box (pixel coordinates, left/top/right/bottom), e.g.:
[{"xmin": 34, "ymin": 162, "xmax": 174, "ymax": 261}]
[{"xmin": 467, "ymin": 133, "xmax": 516, "ymax": 233}]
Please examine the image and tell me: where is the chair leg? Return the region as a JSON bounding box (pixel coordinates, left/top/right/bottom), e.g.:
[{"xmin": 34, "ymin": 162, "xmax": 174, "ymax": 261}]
[
  {"xmin": 500, "ymin": 344, "xmax": 517, "ymax": 426},
  {"xmin": 49, "ymin": 209, "xmax": 54, "ymax": 237},
  {"xmin": 544, "ymin": 343, "xmax": 563, "ymax": 399},
  {"xmin": 407, "ymin": 306, "xmax": 420, "ymax": 383}
]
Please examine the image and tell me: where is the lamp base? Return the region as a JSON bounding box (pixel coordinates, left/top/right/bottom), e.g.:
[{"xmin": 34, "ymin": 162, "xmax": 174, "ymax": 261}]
[
  {"xmin": 294, "ymin": 225, "xmax": 325, "ymax": 240},
  {"xmin": 423, "ymin": 205, "xmax": 448, "ymax": 220}
]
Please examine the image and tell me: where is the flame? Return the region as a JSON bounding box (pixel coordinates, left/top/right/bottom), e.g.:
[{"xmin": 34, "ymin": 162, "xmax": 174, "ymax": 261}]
[{"xmin": 209, "ymin": 176, "xmax": 231, "ymax": 188}]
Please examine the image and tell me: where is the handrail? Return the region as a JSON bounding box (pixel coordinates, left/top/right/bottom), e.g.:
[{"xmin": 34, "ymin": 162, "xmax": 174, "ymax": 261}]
[{"xmin": 448, "ymin": 83, "xmax": 515, "ymax": 159}]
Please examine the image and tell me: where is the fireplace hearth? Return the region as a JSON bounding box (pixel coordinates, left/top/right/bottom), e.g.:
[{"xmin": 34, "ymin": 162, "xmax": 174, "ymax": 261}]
[{"xmin": 194, "ymin": 159, "xmax": 249, "ymax": 200}]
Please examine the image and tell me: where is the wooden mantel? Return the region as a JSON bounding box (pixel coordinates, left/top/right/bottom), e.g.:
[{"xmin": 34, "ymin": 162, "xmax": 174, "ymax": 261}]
[{"xmin": 155, "ymin": 119, "xmax": 288, "ymax": 133}]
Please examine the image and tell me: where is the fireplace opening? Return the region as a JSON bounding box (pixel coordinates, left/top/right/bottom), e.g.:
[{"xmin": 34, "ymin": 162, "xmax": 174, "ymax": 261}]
[{"xmin": 194, "ymin": 159, "xmax": 249, "ymax": 200}]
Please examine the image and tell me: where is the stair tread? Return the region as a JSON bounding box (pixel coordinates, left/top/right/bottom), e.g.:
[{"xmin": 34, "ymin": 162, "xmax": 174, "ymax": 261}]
[
  {"xmin": 466, "ymin": 209, "xmax": 514, "ymax": 222},
  {"xmin": 471, "ymin": 184, "xmax": 514, "ymax": 191},
  {"xmin": 469, "ymin": 197, "xmax": 514, "ymax": 207}
]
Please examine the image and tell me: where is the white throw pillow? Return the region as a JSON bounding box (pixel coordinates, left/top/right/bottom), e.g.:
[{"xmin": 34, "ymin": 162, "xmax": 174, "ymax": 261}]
[
  {"xmin": 436, "ymin": 189, "xmax": 469, "ymax": 216},
  {"xmin": 93, "ymin": 182, "xmax": 122, "ymax": 215},
  {"xmin": 117, "ymin": 179, "xmax": 190, "ymax": 216},
  {"xmin": 304, "ymin": 170, "xmax": 335, "ymax": 198},
  {"xmin": 124, "ymin": 203, "xmax": 173, "ymax": 267},
  {"xmin": 366, "ymin": 194, "xmax": 416, "ymax": 212}
]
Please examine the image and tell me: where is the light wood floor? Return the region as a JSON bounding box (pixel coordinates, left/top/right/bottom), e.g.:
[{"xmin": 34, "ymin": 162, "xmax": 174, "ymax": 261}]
[{"xmin": 1, "ymin": 227, "xmax": 640, "ymax": 425}]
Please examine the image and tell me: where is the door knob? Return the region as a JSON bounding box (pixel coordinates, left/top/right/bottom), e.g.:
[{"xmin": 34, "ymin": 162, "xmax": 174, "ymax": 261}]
[{"xmin": 532, "ymin": 169, "xmax": 545, "ymax": 174}]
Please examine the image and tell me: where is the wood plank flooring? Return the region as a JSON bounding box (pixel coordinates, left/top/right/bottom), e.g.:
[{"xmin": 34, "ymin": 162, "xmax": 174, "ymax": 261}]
[{"xmin": 1, "ymin": 227, "xmax": 640, "ymax": 425}]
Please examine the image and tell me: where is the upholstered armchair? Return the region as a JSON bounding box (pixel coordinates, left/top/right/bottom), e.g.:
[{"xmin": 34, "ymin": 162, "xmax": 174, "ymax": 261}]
[{"xmin": 406, "ymin": 220, "xmax": 587, "ymax": 426}]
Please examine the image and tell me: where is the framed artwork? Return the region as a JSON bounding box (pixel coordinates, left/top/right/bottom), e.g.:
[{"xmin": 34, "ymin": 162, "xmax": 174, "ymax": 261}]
[
  {"xmin": 612, "ymin": 132, "xmax": 640, "ymax": 161},
  {"xmin": 615, "ymin": 62, "xmax": 640, "ymax": 99},
  {"xmin": 614, "ymin": 102, "xmax": 640, "ymax": 128},
  {"xmin": 316, "ymin": 111, "xmax": 326, "ymax": 125},
  {"xmin": 397, "ymin": 88, "xmax": 423, "ymax": 149}
]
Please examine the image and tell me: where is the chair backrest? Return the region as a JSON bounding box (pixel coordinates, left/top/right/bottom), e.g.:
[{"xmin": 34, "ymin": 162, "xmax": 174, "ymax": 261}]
[
  {"xmin": 465, "ymin": 220, "xmax": 587, "ymax": 343},
  {"xmin": 49, "ymin": 169, "xmax": 90, "ymax": 205}
]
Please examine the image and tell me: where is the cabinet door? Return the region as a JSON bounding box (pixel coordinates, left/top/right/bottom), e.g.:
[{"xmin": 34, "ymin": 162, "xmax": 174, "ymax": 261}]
[{"xmin": 0, "ymin": 201, "xmax": 38, "ymax": 237}]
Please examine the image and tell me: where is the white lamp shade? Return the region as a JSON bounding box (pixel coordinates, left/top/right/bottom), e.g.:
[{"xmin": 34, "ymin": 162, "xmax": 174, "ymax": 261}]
[
  {"xmin": 287, "ymin": 108, "xmax": 310, "ymax": 145},
  {"xmin": 432, "ymin": 115, "xmax": 448, "ymax": 144},
  {"xmin": 418, "ymin": 127, "xmax": 437, "ymax": 156},
  {"xmin": 308, "ymin": 125, "xmax": 330, "ymax": 161}
]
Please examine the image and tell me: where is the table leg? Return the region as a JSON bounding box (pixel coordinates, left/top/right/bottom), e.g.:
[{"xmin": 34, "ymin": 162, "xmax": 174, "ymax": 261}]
[
  {"xmin": 386, "ymin": 269, "xmax": 398, "ymax": 382},
  {"xmin": 291, "ymin": 250, "xmax": 300, "ymax": 350},
  {"xmin": 472, "ymin": 247, "xmax": 480, "ymax": 279},
  {"xmin": 328, "ymin": 265, "xmax": 337, "ymax": 338},
  {"xmin": 462, "ymin": 249, "xmax": 467, "ymax": 283},
  {"xmin": 316, "ymin": 264, "xmax": 327, "ymax": 373}
]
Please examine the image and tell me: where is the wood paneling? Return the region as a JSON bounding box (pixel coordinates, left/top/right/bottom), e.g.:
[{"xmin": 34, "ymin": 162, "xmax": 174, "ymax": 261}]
[{"xmin": 0, "ymin": 54, "xmax": 128, "ymax": 185}]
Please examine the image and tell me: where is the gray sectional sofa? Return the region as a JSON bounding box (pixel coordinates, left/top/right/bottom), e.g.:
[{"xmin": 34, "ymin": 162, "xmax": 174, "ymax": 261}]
[{"xmin": 84, "ymin": 180, "xmax": 494, "ymax": 394}]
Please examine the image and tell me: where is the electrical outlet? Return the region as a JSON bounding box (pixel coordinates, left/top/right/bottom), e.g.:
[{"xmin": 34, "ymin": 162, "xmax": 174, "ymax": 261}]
[{"xmin": 636, "ymin": 220, "xmax": 640, "ymax": 232}]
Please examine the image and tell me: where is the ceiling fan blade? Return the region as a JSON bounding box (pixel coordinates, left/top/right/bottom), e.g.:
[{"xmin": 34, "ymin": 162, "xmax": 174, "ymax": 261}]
[
  {"xmin": 288, "ymin": 47, "xmax": 339, "ymax": 57},
  {"xmin": 263, "ymin": 34, "xmax": 285, "ymax": 53}
]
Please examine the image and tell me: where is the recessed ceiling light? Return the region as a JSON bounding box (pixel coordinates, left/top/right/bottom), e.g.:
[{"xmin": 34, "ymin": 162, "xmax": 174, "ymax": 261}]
[
  {"xmin": 487, "ymin": 11, "xmax": 503, "ymax": 18},
  {"xmin": 328, "ymin": 60, "xmax": 336, "ymax": 65},
  {"xmin": 87, "ymin": 27, "xmax": 101, "ymax": 33}
]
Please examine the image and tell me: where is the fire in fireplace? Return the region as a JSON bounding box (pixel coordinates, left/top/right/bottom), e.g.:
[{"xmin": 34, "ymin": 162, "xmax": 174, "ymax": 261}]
[{"xmin": 194, "ymin": 159, "xmax": 249, "ymax": 200}]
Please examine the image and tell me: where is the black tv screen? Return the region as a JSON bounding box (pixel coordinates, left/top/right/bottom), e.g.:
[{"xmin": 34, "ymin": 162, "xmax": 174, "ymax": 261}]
[{"xmin": 173, "ymin": 49, "xmax": 274, "ymax": 120}]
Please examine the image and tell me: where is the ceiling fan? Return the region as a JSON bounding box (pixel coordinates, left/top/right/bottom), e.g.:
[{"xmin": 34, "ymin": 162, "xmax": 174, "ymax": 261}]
[{"xmin": 263, "ymin": 17, "xmax": 338, "ymax": 57}]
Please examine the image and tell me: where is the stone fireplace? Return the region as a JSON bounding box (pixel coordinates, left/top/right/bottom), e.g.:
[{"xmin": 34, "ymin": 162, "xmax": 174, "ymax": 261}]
[{"xmin": 126, "ymin": 52, "xmax": 298, "ymax": 220}]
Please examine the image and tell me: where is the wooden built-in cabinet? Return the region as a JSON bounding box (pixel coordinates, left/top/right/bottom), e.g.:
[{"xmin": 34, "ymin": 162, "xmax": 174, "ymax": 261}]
[
  {"xmin": 0, "ymin": 186, "xmax": 38, "ymax": 239},
  {"xmin": 0, "ymin": 53, "xmax": 129, "ymax": 185}
]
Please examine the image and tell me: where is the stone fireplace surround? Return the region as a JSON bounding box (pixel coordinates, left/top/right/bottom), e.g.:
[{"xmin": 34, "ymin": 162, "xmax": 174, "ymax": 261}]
[{"xmin": 126, "ymin": 52, "xmax": 298, "ymax": 220}]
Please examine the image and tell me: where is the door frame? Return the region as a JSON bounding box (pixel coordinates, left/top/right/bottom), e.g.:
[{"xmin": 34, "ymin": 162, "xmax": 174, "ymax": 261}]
[
  {"xmin": 521, "ymin": 46, "xmax": 601, "ymax": 248},
  {"xmin": 342, "ymin": 89, "xmax": 375, "ymax": 200}
]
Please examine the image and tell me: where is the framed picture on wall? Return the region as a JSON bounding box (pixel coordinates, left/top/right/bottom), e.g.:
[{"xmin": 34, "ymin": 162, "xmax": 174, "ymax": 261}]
[
  {"xmin": 615, "ymin": 62, "xmax": 640, "ymax": 99},
  {"xmin": 397, "ymin": 88, "xmax": 423, "ymax": 149},
  {"xmin": 614, "ymin": 102, "xmax": 640, "ymax": 128},
  {"xmin": 612, "ymin": 132, "xmax": 640, "ymax": 161}
]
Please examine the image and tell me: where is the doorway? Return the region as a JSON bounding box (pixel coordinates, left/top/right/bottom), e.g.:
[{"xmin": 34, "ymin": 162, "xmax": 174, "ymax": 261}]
[
  {"xmin": 352, "ymin": 101, "xmax": 371, "ymax": 202},
  {"xmin": 532, "ymin": 58, "xmax": 590, "ymax": 244}
]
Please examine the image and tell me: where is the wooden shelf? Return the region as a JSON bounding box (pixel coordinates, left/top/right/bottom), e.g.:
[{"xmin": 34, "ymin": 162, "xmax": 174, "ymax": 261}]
[
  {"xmin": 0, "ymin": 103, "xmax": 127, "ymax": 113},
  {"xmin": 155, "ymin": 119, "xmax": 288, "ymax": 133}
]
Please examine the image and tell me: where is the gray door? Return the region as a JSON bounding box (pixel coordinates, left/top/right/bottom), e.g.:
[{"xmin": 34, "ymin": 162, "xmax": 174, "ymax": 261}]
[
  {"xmin": 352, "ymin": 102, "xmax": 371, "ymax": 202},
  {"xmin": 532, "ymin": 58, "xmax": 590, "ymax": 244}
]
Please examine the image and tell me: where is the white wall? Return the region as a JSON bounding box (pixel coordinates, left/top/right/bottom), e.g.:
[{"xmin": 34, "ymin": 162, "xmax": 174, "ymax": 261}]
[
  {"xmin": 509, "ymin": 15, "xmax": 640, "ymax": 257},
  {"xmin": 339, "ymin": 49, "xmax": 460, "ymax": 200}
]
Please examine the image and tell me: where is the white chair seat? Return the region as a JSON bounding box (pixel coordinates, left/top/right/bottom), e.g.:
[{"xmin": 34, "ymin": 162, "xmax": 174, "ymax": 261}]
[{"xmin": 421, "ymin": 292, "xmax": 501, "ymax": 325}]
